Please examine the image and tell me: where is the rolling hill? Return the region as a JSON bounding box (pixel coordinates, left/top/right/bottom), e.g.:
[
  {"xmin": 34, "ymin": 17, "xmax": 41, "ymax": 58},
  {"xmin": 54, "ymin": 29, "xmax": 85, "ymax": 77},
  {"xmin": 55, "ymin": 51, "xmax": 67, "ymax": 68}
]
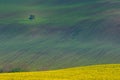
[
  {"xmin": 0, "ymin": 0, "xmax": 120, "ymax": 72},
  {"xmin": 0, "ymin": 64, "xmax": 120, "ymax": 80}
]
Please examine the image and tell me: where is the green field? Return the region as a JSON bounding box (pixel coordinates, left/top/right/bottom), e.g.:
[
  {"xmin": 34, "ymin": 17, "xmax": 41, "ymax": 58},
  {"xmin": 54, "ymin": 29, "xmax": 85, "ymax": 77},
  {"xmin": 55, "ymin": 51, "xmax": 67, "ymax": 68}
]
[{"xmin": 0, "ymin": 0, "xmax": 120, "ymax": 72}]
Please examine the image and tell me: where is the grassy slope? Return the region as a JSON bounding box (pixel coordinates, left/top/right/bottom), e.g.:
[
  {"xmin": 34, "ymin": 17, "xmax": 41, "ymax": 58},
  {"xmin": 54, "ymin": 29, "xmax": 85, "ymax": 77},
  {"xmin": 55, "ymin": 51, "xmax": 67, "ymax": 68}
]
[
  {"xmin": 0, "ymin": 64, "xmax": 120, "ymax": 80},
  {"xmin": 0, "ymin": 0, "xmax": 120, "ymax": 72}
]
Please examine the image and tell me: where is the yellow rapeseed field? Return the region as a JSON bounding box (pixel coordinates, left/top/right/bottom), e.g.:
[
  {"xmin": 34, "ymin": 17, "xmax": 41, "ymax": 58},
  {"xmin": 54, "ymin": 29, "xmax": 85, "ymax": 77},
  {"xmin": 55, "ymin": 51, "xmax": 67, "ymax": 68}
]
[{"xmin": 0, "ymin": 64, "xmax": 120, "ymax": 80}]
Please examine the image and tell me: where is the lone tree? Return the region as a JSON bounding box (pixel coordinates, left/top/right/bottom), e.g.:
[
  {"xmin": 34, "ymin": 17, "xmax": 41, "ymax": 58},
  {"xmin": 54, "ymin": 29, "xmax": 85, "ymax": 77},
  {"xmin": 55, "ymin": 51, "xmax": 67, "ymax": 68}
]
[{"xmin": 29, "ymin": 15, "xmax": 35, "ymax": 20}]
